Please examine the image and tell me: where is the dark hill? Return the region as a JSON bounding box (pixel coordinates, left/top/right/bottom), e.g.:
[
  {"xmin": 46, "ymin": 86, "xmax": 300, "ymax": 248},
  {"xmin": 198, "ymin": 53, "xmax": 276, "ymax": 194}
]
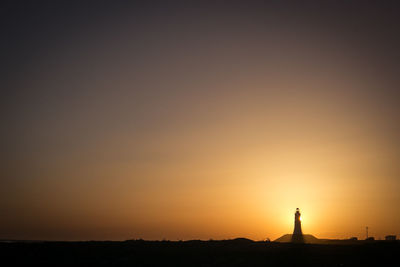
[
  {"xmin": 274, "ymin": 234, "xmax": 362, "ymax": 245},
  {"xmin": 274, "ymin": 234, "xmax": 320, "ymax": 243}
]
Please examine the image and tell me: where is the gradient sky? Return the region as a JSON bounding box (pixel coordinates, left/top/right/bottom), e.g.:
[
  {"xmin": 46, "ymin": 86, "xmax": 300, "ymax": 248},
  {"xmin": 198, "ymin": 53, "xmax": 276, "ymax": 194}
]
[{"xmin": 2, "ymin": 1, "xmax": 400, "ymax": 241}]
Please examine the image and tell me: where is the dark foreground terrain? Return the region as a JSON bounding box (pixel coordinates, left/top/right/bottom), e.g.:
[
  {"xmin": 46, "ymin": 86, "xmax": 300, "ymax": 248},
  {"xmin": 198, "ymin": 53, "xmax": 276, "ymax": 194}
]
[{"xmin": 1, "ymin": 239, "xmax": 399, "ymax": 266}]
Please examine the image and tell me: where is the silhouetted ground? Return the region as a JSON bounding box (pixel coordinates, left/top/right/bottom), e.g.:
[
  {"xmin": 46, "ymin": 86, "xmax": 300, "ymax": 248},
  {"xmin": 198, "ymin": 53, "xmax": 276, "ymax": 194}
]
[{"xmin": 1, "ymin": 239, "xmax": 399, "ymax": 266}]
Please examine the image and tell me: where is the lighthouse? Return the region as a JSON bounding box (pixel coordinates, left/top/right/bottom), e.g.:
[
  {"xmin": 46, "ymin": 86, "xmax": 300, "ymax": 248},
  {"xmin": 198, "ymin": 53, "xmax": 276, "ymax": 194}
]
[{"xmin": 291, "ymin": 208, "xmax": 304, "ymax": 243}]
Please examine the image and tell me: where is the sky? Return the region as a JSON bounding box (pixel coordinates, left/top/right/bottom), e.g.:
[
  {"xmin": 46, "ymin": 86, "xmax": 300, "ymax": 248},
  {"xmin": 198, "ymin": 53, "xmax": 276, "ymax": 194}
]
[{"xmin": 1, "ymin": 1, "xmax": 400, "ymax": 241}]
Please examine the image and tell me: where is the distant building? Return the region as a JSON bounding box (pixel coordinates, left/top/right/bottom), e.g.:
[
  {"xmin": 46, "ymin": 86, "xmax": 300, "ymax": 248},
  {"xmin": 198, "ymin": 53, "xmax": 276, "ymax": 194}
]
[
  {"xmin": 385, "ymin": 235, "xmax": 396, "ymax": 241},
  {"xmin": 291, "ymin": 208, "xmax": 304, "ymax": 243}
]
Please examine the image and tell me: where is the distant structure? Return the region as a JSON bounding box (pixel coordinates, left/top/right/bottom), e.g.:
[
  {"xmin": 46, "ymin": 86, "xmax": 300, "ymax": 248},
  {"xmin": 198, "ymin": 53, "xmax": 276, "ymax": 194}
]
[
  {"xmin": 366, "ymin": 226, "xmax": 369, "ymax": 239},
  {"xmin": 291, "ymin": 208, "xmax": 304, "ymax": 243},
  {"xmin": 385, "ymin": 235, "xmax": 396, "ymax": 241}
]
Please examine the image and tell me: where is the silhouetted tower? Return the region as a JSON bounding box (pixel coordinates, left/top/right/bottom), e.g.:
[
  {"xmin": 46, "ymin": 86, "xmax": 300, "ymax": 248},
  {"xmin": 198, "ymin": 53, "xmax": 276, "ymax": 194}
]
[{"xmin": 291, "ymin": 208, "xmax": 304, "ymax": 243}]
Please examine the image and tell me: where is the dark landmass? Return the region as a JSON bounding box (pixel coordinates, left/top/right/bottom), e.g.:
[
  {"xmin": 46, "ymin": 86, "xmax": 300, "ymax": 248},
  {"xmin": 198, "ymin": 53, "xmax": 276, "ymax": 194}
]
[
  {"xmin": 274, "ymin": 234, "xmax": 362, "ymax": 245},
  {"xmin": 1, "ymin": 238, "xmax": 399, "ymax": 266}
]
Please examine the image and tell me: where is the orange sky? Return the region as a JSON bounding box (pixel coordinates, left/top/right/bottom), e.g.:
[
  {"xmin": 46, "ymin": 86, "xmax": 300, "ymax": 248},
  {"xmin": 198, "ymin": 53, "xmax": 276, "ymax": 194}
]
[{"xmin": 2, "ymin": 2, "xmax": 400, "ymax": 241}]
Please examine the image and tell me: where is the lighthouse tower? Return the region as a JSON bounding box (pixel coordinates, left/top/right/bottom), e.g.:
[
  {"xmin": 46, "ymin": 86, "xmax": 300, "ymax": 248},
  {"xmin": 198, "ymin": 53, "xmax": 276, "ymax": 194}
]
[{"xmin": 291, "ymin": 208, "xmax": 304, "ymax": 243}]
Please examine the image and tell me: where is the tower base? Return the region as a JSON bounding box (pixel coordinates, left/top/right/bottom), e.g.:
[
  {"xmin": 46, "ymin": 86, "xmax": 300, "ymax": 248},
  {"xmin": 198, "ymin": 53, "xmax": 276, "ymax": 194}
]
[{"xmin": 291, "ymin": 234, "xmax": 304, "ymax": 243}]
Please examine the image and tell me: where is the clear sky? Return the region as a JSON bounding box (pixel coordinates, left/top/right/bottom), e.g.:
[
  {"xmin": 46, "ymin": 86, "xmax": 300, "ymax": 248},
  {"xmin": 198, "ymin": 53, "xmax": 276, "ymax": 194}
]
[{"xmin": 2, "ymin": 1, "xmax": 400, "ymax": 241}]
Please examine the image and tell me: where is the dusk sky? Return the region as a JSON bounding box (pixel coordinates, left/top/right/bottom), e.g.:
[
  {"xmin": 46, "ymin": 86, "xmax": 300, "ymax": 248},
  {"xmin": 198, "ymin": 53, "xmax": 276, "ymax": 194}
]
[{"xmin": 2, "ymin": 1, "xmax": 400, "ymax": 241}]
